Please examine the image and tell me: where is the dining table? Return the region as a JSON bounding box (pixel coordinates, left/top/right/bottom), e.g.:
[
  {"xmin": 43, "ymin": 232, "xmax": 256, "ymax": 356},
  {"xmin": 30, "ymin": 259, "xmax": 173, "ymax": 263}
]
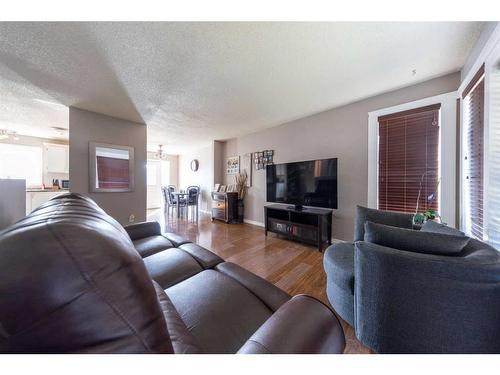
[{"xmin": 172, "ymin": 191, "xmax": 189, "ymax": 218}]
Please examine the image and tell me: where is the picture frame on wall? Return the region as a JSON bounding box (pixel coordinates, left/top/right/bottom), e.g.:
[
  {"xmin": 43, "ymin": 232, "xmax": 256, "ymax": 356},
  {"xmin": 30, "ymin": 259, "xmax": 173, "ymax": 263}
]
[
  {"xmin": 226, "ymin": 156, "xmax": 240, "ymax": 175},
  {"xmin": 253, "ymin": 150, "xmax": 274, "ymax": 170}
]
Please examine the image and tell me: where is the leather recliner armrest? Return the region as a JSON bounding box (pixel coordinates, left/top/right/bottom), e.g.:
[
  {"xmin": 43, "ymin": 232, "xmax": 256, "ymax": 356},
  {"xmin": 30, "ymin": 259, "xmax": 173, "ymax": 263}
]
[
  {"xmin": 124, "ymin": 221, "xmax": 161, "ymax": 241},
  {"xmin": 237, "ymin": 295, "xmax": 345, "ymax": 354}
]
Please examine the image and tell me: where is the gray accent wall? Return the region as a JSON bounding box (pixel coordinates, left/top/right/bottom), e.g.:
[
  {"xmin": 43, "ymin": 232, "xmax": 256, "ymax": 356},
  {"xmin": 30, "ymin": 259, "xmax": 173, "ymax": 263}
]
[
  {"xmin": 223, "ymin": 72, "xmax": 461, "ymax": 240},
  {"xmin": 69, "ymin": 107, "xmax": 147, "ymax": 225}
]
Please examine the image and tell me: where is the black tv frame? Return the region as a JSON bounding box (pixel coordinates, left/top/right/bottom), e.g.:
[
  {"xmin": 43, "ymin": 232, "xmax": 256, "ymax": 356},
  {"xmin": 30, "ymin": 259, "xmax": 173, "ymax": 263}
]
[{"xmin": 266, "ymin": 157, "xmax": 338, "ymax": 211}]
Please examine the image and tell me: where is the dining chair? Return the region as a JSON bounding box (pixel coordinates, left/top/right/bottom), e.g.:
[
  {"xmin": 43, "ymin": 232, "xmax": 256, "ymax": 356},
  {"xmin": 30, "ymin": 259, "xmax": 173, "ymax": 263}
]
[
  {"xmin": 162, "ymin": 185, "xmax": 186, "ymax": 217},
  {"xmin": 186, "ymin": 186, "xmax": 200, "ymax": 221}
]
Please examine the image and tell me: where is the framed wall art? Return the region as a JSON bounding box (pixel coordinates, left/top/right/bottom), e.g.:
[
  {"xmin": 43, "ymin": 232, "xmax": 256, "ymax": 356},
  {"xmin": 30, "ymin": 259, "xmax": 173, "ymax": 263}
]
[
  {"xmin": 226, "ymin": 156, "xmax": 240, "ymax": 175},
  {"xmin": 254, "ymin": 150, "xmax": 274, "ymax": 170}
]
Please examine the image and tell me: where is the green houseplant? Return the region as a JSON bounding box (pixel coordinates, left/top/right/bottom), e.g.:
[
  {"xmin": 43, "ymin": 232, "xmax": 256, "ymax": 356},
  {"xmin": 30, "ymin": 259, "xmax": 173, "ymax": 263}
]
[{"xmin": 413, "ymin": 171, "xmax": 441, "ymax": 225}]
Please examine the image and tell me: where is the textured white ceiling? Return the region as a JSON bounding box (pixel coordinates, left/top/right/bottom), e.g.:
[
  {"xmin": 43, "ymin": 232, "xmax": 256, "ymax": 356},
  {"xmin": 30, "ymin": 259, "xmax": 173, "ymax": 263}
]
[{"xmin": 0, "ymin": 22, "xmax": 485, "ymax": 153}]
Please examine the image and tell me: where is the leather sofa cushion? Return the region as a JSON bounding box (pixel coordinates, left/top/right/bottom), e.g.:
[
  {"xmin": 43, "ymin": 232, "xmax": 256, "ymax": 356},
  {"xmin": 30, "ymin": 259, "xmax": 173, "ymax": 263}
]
[
  {"xmin": 178, "ymin": 243, "xmax": 223, "ymax": 269},
  {"xmin": 215, "ymin": 262, "xmax": 290, "ymax": 311},
  {"xmin": 143, "ymin": 248, "xmax": 203, "ymax": 289},
  {"xmin": 163, "ymin": 232, "xmax": 191, "ymax": 247},
  {"xmin": 238, "ymin": 295, "xmax": 345, "ymax": 354},
  {"xmin": 133, "ymin": 236, "xmax": 174, "ymax": 258},
  {"xmin": 0, "ymin": 193, "xmax": 173, "ymax": 353},
  {"xmin": 354, "ymin": 205, "xmax": 414, "ymax": 241},
  {"xmin": 125, "ymin": 222, "xmax": 161, "ymax": 241},
  {"xmin": 323, "ymin": 242, "xmax": 355, "ymax": 295},
  {"xmin": 166, "ymin": 270, "xmax": 273, "ymax": 353},
  {"xmin": 364, "ymin": 221, "xmax": 470, "ymax": 256},
  {"xmin": 153, "ymin": 281, "xmax": 202, "ymax": 353}
]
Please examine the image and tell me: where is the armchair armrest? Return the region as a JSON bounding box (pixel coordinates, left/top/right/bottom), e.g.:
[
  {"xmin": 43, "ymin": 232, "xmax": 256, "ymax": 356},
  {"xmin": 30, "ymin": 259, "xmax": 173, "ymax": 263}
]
[
  {"xmin": 237, "ymin": 295, "xmax": 345, "ymax": 354},
  {"xmin": 354, "ymin": 241, "xmax": 500, "ymax": 353},
  {"xmin": 124, "ymin": 221, "xmax": 161, "ymax": 241}
]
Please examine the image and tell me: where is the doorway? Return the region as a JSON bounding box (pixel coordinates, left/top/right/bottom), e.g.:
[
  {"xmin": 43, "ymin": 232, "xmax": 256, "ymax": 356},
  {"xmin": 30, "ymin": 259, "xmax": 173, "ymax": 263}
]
[{"xmin": 147, "ymin": 159, "xmax": 170, "ymax": 209}]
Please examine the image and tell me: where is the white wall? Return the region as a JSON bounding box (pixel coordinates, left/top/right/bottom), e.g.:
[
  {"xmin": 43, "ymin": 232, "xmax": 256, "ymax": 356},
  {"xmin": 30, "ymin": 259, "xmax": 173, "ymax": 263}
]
[
  {"xmin": 222, "ymin": 73, "xmax": 460, "ymax": 240},
  {"xmin": 178, "ymin": 143, "xmax": 214, "ymax": 213}
]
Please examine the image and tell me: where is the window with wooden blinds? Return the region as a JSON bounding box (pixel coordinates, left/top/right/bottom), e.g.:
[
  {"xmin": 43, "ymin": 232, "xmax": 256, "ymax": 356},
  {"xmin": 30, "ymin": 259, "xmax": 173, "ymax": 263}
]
[
  {"xmin": 463, "ymin": 64, "xmax": 485, "ymax": 240},
  {"xmin": 378, "ymin": 104, "xmax": 441, "ymax": 214}
]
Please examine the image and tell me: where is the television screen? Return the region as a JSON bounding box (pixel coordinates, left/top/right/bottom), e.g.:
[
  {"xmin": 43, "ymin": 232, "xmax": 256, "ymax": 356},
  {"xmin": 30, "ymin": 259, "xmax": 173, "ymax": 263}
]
[{"xmin": 266, "ymin": 158, "xmax": 338, "ymax": 209}]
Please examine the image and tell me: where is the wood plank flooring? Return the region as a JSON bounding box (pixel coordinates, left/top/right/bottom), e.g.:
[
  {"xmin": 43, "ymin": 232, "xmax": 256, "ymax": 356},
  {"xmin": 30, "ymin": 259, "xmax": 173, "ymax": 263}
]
[{"xmin": 147, "ymin": 209, "xmax": 371, "ymax": 354}]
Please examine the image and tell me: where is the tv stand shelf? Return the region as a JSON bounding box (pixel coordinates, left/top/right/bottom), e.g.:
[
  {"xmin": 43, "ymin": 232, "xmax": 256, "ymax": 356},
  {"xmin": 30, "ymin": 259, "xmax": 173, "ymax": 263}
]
[{"xmin": 264, "ymin": 204, "xmax": 333, "ymax": 251}]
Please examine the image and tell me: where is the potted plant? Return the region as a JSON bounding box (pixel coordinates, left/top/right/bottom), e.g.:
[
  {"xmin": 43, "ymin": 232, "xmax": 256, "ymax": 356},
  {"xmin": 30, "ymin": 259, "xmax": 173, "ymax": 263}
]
[
  {"xmin": 234, "ymin": 172, "xmax": 248, "ymax": 223},
  {"xmin": 413, "ymin": 172, "xmax": 441, "ymax": 225}
]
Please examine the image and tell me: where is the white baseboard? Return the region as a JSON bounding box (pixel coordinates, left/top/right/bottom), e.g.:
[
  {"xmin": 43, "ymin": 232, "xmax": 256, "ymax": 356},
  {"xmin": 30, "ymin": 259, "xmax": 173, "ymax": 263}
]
[{"xmin": 243, "ymin": 219, "xmax": 265, "ymax": 227}]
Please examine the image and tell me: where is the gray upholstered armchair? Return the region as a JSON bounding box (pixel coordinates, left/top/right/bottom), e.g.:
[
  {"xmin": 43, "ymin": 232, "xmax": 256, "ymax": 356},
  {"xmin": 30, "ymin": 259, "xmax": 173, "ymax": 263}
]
[{"xmin": 324, "ymin": 205, "xmax": 500, "ymax": 353}]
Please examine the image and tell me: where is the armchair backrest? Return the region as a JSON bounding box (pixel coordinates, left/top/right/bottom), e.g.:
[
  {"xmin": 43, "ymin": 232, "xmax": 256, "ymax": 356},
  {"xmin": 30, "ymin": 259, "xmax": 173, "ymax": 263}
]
[{"xmin": 354, "ymin": 205, "xmax": 414, "ymax": 241}]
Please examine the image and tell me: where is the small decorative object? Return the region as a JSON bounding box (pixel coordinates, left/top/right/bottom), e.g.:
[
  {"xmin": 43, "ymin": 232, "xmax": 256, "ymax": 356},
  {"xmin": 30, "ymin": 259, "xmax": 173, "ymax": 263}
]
[
  {"xmin": 414, "ymin": 171, "xmax": 441, "ymax": 224},
  {"xmin": 190, "ymin": 159, "xmax": 199, "ymax": 172},
  {"xmin": 241, "ymin": 153, "xmax": 253, "ymax": 187},
  {"xmin": 226, "ymin": 156, "xmax": 240, "ymax": 175},
  {"xmin": 214, "ymin": 183, "xmax": 220, "ymax": 192},
  {"xmin": 254, "ymin": 150, "xmax": 274, "ymax": 170},
  {"xmin": 219, "ymin": 185, "xmax": 227, "ymax": 192},
  {"xmin": 235, "ymin": 171, "xmax": 248, "ymax": 200}
]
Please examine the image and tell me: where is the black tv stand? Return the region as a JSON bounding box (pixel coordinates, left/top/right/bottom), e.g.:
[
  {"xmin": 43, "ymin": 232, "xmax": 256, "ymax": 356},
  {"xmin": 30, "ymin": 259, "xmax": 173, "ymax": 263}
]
[{"xmin": 264, "ymin": 204, "xmax": 333, "ymax": 251}]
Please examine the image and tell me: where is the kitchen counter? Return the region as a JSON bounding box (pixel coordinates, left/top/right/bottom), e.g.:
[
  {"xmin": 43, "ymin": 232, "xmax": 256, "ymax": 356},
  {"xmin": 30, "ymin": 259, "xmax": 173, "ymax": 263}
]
[{"xmin": 26, "ymin": 188, "xmax": 70, "ymax": 192}]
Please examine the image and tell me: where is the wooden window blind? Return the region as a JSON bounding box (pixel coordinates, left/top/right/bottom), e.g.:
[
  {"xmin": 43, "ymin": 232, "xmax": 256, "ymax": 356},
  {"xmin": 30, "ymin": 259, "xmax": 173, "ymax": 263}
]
[
  {"xmin": 378, "ymin": 104, "xmax": 441, "ymax": 214},
  {"xmin": 96, "ymin": 156, "xmax": 130, "ymax": 189},
  {"xmin": 463, "ymin": 64, "xmax": 485, "ymax": 240}
]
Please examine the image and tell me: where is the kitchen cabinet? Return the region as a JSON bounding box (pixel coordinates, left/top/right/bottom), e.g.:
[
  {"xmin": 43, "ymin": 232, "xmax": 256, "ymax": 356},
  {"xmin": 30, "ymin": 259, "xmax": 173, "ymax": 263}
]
[
  {"xmin": 26, "ymin": 191, "xmax": 67, "ymax": 215},
  {"xmin": 44, "ymin": 144, "xmax": 69, "ymax": 174}
]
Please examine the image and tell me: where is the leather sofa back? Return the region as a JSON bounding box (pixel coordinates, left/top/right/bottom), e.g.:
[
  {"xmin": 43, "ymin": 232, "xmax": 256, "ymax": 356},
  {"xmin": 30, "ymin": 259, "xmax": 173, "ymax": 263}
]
[{"xmin": 0, "ymin": 193, "xmax": 173, "ymax": 353}]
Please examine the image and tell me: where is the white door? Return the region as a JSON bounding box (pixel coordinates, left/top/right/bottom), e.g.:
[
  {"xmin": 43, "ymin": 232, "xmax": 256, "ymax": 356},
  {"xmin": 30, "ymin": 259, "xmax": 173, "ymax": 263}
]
[
  {"xmin": 147, "ymin": 160, "xmax": 170, "ymax": 209},
  {"xmin": 147, "ymin": 160, "xmax": 161, "ymax": 209}
]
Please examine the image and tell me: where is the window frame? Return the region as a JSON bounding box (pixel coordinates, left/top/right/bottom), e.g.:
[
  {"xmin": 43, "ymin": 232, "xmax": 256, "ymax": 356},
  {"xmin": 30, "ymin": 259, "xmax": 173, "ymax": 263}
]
[
  {"xmin": 0, "ymin": 143, "xmax": 43, "ymax": 188},
  {"xmin": 377, "ymin": 103, "xmax": 441, "ymax": 214},
  {"xmin": 460, "ymin": 64, "xmax": 485, "ymax": 240},
  {"xmin": 368, "ymin": 91, "xmax": 458, "ymax": 226}
]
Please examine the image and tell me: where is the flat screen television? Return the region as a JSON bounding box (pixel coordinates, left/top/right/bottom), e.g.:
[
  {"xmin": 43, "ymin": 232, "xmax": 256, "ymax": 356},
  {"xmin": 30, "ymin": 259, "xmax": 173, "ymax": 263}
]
[{"xmin": 266, "ymin": 158, "xmax": 338, "ymax": 210}]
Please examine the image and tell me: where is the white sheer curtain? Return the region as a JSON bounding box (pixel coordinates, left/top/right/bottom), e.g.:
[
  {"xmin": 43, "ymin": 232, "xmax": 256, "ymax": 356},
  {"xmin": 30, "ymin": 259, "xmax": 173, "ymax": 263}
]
[{"xmin": 486, "ymin": 53, "xmax": 500, "ymax": 248}]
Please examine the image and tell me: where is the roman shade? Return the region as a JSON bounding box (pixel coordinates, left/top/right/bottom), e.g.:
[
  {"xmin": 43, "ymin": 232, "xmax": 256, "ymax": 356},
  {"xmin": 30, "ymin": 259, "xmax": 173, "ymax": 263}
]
[
  {"xmin": 462, "ymin": 64, "xmax": 485, "ymax": 241},
  {"xmin": 378, "ymin": 104, "xmax": 441, "ymax": 213}
]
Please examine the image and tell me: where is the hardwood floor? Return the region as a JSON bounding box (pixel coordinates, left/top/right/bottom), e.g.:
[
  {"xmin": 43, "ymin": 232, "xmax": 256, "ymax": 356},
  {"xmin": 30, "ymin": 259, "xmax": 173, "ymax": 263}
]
[{"xmin": 147, "ymin": 209, "xmax": 371, "ymax": 354}]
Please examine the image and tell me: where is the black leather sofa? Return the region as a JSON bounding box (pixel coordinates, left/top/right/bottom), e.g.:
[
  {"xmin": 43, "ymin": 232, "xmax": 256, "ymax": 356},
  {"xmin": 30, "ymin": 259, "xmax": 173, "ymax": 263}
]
[{"xmin": 0, "ymin": 193, "xmax": 345, "ymax": 354}]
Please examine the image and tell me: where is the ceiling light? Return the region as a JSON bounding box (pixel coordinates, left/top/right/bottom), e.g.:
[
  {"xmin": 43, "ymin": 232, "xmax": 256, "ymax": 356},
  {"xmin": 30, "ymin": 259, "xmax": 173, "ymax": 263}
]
[{"xmin": 155, "ymin": 145, "xmax": 168, "ymax": 160}]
